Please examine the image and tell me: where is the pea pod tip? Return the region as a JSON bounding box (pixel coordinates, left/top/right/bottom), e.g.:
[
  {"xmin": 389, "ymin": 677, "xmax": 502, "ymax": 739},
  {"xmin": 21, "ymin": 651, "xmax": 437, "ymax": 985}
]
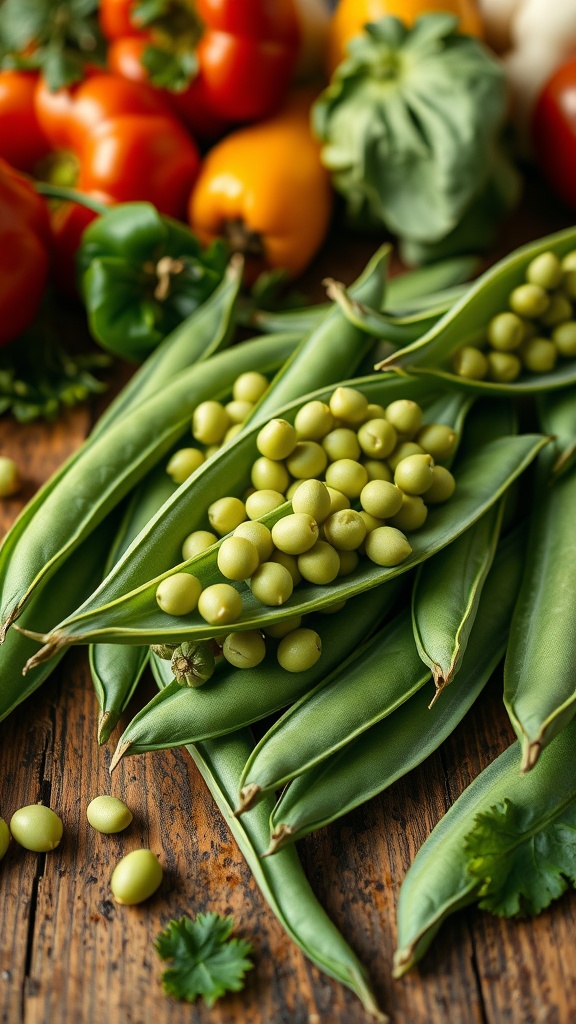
[
  {"xmin": 521, "ymin": 739, "xmax": 542, "ymax": 774},
  {"xmin": 234, "ymin": 783, "xmax": 261, "ymax": 816},
  {"xmin": 109, "ymin": 741, "xmax": 131, "ymax": 774},
  {"xmin": 262, "ymin": 823, "xmax": 296, "ymax": 857}
]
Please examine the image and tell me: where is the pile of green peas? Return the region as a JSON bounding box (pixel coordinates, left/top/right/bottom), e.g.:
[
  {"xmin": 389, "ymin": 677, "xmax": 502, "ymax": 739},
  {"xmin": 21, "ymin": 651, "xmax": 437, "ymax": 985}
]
[
  {"xmin": 156, "ymin": 384, "xmax": 458, "ymax": 675},
  {"xmin": 165, "ymin": 370, "xmax": 270, "ymax": 484},
  {"xmin": 454, "ymin": 249, "xmax": 576, "ymax": 382}
]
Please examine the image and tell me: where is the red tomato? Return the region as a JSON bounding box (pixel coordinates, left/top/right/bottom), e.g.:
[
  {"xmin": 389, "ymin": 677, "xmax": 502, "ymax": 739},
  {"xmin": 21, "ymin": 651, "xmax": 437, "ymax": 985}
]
[
  {"xmin": 77, "ymin": 114, "xmax": 200, "ymax": 218},
  {"xmin": 99, "ymin": 0, "xmax": 143, "ymax": 39},
  {"xmin": 50, "ymin": 194, "xmax": 111, "ymax": 298},
  {"xmin": 0, "ymin": 71, "xmax": 50, "ymax": 172},
  {"xmin": 533, "ymin": 57, "xmax": 576, "ymax": 209},
  {"xmin": 0, "ymin": 158, "xmax": 51, "ymax": 346}
]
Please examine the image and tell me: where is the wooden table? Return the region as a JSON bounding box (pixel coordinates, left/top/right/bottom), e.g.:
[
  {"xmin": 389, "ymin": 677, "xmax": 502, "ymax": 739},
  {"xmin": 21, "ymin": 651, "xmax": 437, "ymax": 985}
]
[{"xmin": 1, "ymin": 181, "xmax": 575, "ymax": 1024}]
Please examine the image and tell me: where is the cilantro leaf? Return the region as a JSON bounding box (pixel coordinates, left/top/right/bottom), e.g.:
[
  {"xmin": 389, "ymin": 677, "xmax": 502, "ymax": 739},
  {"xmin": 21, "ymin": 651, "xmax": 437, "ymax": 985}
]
[
  {"xmin": 464, "ymin": 797, "xmax": 576, "ymax": 917},
  {"xmin": 155, "ymin": 914, "xmax": 254, "ymax": 1007}
]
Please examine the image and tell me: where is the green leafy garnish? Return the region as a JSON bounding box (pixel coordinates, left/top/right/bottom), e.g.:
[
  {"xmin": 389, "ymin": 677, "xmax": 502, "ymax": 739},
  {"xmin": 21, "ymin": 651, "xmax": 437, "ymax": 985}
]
[
  {"xmin": 0, "ymin": 0, "xmax": 105, "ymax": 90},
  {"xmin": 155, "ymin": 914, "xmax": 254, "ymax": 1007},
  {"xmin": 464, "ymin": 797, "xmax": 576, "ymax": 917}
]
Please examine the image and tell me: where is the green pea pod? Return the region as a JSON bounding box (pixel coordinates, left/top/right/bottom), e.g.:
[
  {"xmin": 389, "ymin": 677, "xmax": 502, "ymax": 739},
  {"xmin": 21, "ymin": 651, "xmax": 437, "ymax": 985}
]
[
  {"xmin": 30, "ymin": 408, "xmax": 545, "ymax": 658},
  {"xmin": 411, "ymin": 499, "xmax": 504, "ymax": 697},
  {"xmin": 537, "ymin": 389, "xmax": 576, "ymax": 480},
  {"xmin": 504, "ymin": 452, "xmax": 576, "ymax": 772},
  {"xmin": 238, "ymin": 607, "xmax": 430, "ymax": 812},
  {"xmin": 325, "ymin": 279, "xmax": 468, "ymax": 345},
  {"xmin": 0, "ymin": 332, "xmax": 297, "ymax": 642},
  {"xmin": 393, "ymin": 714, "xmax": 576, "ymax": 978},
  {"xmin": 376, "ymin": 226, "xmax": 576, "ymax": 393},
  {"xmin": 181, "ymin": 729, "xmax": 385, "ymax": 1020},
  {"xmin": 78, "ymin": 202, "xmax": 230, "ymax": 361},
  {"xmin": 0, "ymin": 515, "xmax": 117, "ymax": 722},
  {"xmin": 90, "ymin": 463, "xmax": 177, "ymax": 744},
  {"xmin": 111, "ymin": 584, "xmax": 402, "ymax": 768},
  {"xmin": 269, "ymin": 528, "xmax": 525, "ymax": 851}
]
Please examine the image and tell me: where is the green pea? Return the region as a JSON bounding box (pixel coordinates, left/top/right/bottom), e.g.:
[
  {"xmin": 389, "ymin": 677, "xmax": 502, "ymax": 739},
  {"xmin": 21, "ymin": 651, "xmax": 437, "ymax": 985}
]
[
  {"xmin": 329, "ymin": 386, "xmax": 368, "ymax": 426},
  {"xmin": 387, "ymin": 442, "xmax": 425, "ymax": 472},
  {"xmin": 322, "ymin": 427, "xmax": 361, "ymax": 463},
  {"xmin": 270, "ymin": 550, "xmax": 302, "ymax": 586},
  {"xmin": 563, "ymin": 269, "xmax": 576, "ymax": 299},
  {"xmin": 487, "ymin": 351, "xmax": 522, "ymax": 382},
  {"xmin": 156, "ymin": 573, "xmax": 202, "ymax": 616},
  {"xmin": 272, "ymin": 513, "xmax": 319, "ymax": 555},
  {"xmin": 363, "ymin": 459, "xmax": 393, "ymax": 483},
  {"xmin": 385, "ymin": 400, "xmax": 423, "ymax": 437},
  {"xmin": 233, "ymin": 370, "xmax": 269, "ymax": 404},
  {"xmin": 277, "ymin": 628, "xmax": 322, "ymax": 672},
  {"xmin": 222, "ymin": 630, "xmax": 266, "ymax": 668},
  {"xmin": 366, "ymin": 403, "xmax": 387, "ymax": 420},
  {"xmin": 509, "ymin": 283, "xmax": 549, "ymax": 319},
  {"xmin": 166, "ymin": 448, "xmax": 204, "ymax": 484},
  {"xmin": 389, "ymin": 494, "xmax": 428, "ymax": 531},
  {"xmin": 338, "ymin": 550, "xmax": 359, "ymax": 576},
  {"xmin": 182, "ymin": 530, "xmax": 218, "ymax": 561},
  {"xmin": 233, "ymin": 521, "xmax": 273, "ymax": 562},
  {"xmin": 487, "ymin": 311, "xmax": 525, "ymax": 351},
  {"xmin": 87, "ymin": 796, "xmax": 133, "ymax": 834},
  {"xmin": 110, "ymin": 849, "xmax": 163, "ymax": 905},
  {"xmin": 297, "ymin": 541, "xmax": 340, "ymax": 584},
  {"xmin": 365, "ymin": 526, "xmax": 412, "ymax": 567},
  {"xmin": 416, "ymin": 424, "xmax": 458, "ymax": 462},
  {"xmin": 198, "ymin": 583, "xmax": 243, "ymax": 625},
  {"xmin": 208, "ymin": 496, "xmax": 247, "ymax": 535},
  {"xmin": 204, "ymin": 444, "xmax": 220, "ymax": 460},
  {"xmin": 521, "ymin": 336, "xmax": 557, "ymax": 373},
  {"xmin": 323, "ymin": 510, "xmax": 367, "ymax": 552},
  {"xmin": 224, "ymin": 424, "xmax": 243, "ymax": 444},
  {"xmin": 217, "ymin": 536, "xmax": 260, "ymax": 581},
  {"xmin": 526, "ymin": 251, "xmax": 563, "ymax": 290},
  {"xmin": 294, "ymin": 400, "xmax": 334, "ymax": 440},
  {"xmin": 325, "ymin": 459, "xmax": 368, "ymax": 499},
  {"xmin": 552, "ymin": 321, "xmax": 576, "ymax": 357},
  {"xmin": 285, "ymin": 480, "xmax": 303, "ymax": 501},
  {"xmin": 325, "ymin": 486, "xmax": 351, "ymax": 514},
  {"xmin": 245, "ymin": 489, "xmax": 285, "ymax": 520},
  {"xmin": 360, "ymin": 480, "xmax": 403, "ymax": 519},
  {"xmin": 264, "ymin": 615, "xmax": 302, "ymax": 638},
  {"xmin": 452, "ymin": 346, "xmax": 488, "ymax": 380},
  {"xmin": 0, "ymin": 456, "xmax": 20, "ymax": 497},
  {"xmin": 250, "ymin": 561, "xmax": 294, "ymax": 606},
  {"xmin": 256, "ymin": 418, "xmax": 298, "ymax": 461},
  {"xmin": 192, "ymin": 400, "xmax": 230, "ymax": 445},
  {"xmin": 561, "ymin": 250, "xmax": 576, "ymax": 272},
  {"xmin": 251, "ymin": 457, "xmax": 290, "ymax": 493},
  {"xmin": 394, "ymin": 454, "xmax": 434, "ymax": 496},
  {"xmin": 0, "ymin": 817, "xmax": 10, "ymax": 859},
  {"xmin": 291, "ymin": 479, "xmax": 331, "ymax": 524},
  {"xmin": 318, "ymin": 600, "xmax": 347, "ymax": 614},
  {"xmin": 10, "ymin": 804, "xmax": 63, "ymax": 852},
  {"xmin": 357, "ymin": 418, "xmax": 397, "ymax": 459},
  {"xmin": 358, "ymin": 510, "xmax": 385, "ymax": 533},
  {"xmin": 425, "ymin": 466, "xmax": 456, "ymax": 504},
  {"xmin": 286, "ymin": 441, "xmax": 328, "ymax": 480},
  {"xmin": 539, "ymin": 292, "xmax": 573, "ymax": 327},
  {"xmin": 225, "ymin": 399, "xmax": 253, "ymax": 424}
]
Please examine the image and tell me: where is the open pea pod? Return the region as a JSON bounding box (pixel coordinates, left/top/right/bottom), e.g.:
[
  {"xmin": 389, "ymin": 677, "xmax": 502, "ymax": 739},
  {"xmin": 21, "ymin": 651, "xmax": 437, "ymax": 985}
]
[
  {"xmin": 537, "ymin": 388, "xmax": 576, "ymax": 480},
  {"xmin": 268, "ymin": 528, "xmax": 525, "ymax": 852},
  {"xmin": 504, "ymin": 452, "xmax": 576, "ymax": 772},
  {"xmin": 179, "ymin": 728, "xmax": 385, "ymax": 1020},
  {"xmin": 0, "ymin": 332, "xmax": 298, "ymax": 642},
  {"xmin": 376, "ymin": 226, "xmax": 576, "ymax": 394},
  {"xmin": 111, "ymin": 584, "xmax": 403, "ymax": 767},
  {"xmin": 238, "ymin": 607, "xmax": 431, "ymax": 812},
  {"xmin": 28, "ymin": 415, "xmax": 546, "ymax": 660},
  {"xmin": 393, "ymin": 714, "xmax": 576, "ymax": 978},
  {"xmin": 412, "ymin": 500, "xmax": 505, "ymax": 697}
]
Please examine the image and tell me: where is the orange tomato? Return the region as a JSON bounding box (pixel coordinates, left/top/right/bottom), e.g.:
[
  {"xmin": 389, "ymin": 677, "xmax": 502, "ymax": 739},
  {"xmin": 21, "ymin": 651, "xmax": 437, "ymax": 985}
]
[
  {"xmin": 328, "ymin": 0, "xmax": 483, "ymax": 73},
  {"xmin": 188, "ymin": 92, "xmax": 332, "ymax": 281}
]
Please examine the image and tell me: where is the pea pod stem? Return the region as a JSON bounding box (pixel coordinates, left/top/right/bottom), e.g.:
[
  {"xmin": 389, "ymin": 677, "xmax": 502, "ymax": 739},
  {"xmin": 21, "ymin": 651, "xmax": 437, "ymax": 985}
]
[{"xmin": 324, "ymin": 278, "xmax": 466, "ymax": 344}]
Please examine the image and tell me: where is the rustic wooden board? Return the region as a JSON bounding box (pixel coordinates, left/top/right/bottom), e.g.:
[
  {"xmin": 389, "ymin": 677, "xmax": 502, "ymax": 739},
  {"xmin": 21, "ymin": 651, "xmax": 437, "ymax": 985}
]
[{"xmin": 1, "ymin": 185, "xmax": 575, "ymax": 1024}]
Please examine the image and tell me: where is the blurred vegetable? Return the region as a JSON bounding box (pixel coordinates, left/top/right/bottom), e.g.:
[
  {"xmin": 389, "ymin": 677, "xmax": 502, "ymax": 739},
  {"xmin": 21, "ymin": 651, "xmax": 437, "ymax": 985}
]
[
  {"xmin": 313, "ymin": 14, "xmax": 515, "ymax": 264},
  {"xmin": 478, "ymin": 0, "xmax": 576, "ymax": 144},
  {"xmin": 533, "ymin": 56, "xmax": 576, "ymax": 209},
  {"xmin": 189, "ymin": 92, "xmax": 332, "ymax": 281},
  {"xmin": 100, "ymin": 0, "xmax": 300, "ymax": 136},
  {"xmin": 0, "ymin": 158, "xmax": 51, "ymax": 348},
  {"xmin": 292, "ymin": 0, "xmax": 331, "ymax": 81},
  {"xmin": 327, "ymin": 0, "xmax": 483, "ymax": 73},
  {"xmin": 78, "ymin": 202, "xmax": 228, "ymax": 360},
  {"xmin": 0, "ymin": 0, "xmax": 105, "ymax": 91},
  {"xmin": 0, "ymin": 71, "xmax": 50, "ymax": 172}
]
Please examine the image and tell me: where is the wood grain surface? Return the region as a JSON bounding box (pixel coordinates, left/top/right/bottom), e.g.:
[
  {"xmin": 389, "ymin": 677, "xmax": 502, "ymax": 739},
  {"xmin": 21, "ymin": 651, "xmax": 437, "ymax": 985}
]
[{"xmin": 1, "ymin": 184, "xmax": 575, "ymax": 1024}]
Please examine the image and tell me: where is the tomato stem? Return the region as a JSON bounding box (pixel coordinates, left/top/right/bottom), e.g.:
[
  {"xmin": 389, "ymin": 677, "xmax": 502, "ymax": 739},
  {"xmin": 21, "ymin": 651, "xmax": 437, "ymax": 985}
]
[{"xmin": 34, "ymin": 183, "xmax": 108, "ymax": 215}]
